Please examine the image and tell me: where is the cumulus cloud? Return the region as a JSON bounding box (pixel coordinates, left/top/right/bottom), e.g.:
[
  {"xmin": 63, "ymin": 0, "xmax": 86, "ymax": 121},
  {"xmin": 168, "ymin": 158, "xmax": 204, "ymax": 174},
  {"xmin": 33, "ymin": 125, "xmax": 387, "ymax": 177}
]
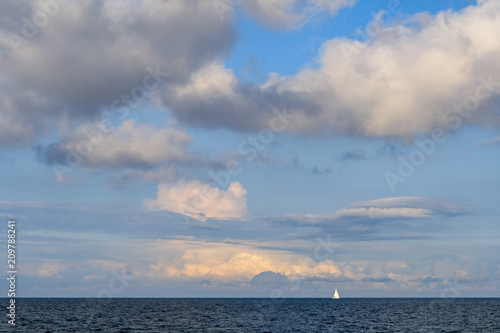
[
  {"xmin": 2, "ymin": 0, "xmax": 500, "ymax": 148},
  {"xmin": 37, "ymin": 119, "xmax": 194, "ymax": 169},
  {"xmin": 144, "ymin": 180, "xmax": 248, "ymax": 222},
  {"xmin": 0, "ymin": 0, "xmax": 236, "ymax": 147},
  {"xmin": 166, "ymin": 1, "xmax": 500, "ymax": 139},
  {"xmin": 144, "ymin": 239, "xmax": 462, "ymax": 289},
  {"xmin": 165, "ymin": 62, "xmax": 297, "ymax": 132},
  {"xmin": 147, "ymin": 240, "xmax": 341, "ymax": 282}
]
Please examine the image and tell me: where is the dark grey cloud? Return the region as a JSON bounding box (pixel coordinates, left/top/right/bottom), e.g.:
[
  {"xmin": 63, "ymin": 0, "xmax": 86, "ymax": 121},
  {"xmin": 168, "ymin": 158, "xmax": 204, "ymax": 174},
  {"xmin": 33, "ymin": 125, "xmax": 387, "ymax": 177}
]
[
  {"xmin": 251, "ymin": 271, "xmax": 287, "ymax": 287},
  {"xmin": 339, "ymin": 150, "xmax": 366, "ymax": 161},
  {"xmin": 286, "ymin": 156, "xmax": 336, "ymax": 177},
  {"xmin": 375, "ymin": 142, "xmax": 405, "ymax": 158},
  {"xmin": 166, "ymin": 82, "xmax": 319, "ymax": 132},
  {"xmin": 312, "ymin": 165, "xmax": 333, "ymax": 176},
  {"xmin": 410, "ymin": 276, "xmax": 443, "ymax": 284},
  {"xmin": 302, "ymin": 275, "xmax": 354, "ymax": 283},
  {"xmin": 199, "ymin": 280, "xmax": 212, "ymax": 287},
  {"xmin": 0, "ymin": 0, "xmax": 236, "ymax": 147},
  {"xmin": 361, "ymin": 277, "xmax": 395, "ymax": 283}
]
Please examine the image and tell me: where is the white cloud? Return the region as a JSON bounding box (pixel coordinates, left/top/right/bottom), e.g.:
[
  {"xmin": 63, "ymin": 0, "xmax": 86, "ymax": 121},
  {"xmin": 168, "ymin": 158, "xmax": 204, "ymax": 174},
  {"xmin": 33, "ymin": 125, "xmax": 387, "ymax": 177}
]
[
  {"xmin": 143, "ymin": 239, "xmax": 467, "ymax": 290},
  {"xmin": 169, "ymin": 1, "xmax": 500, "ymax": 139},
  {"xmin": 287, "ymin": 0, "xmax": 500, "ymax": 138},
  {"xmin": 54, "ymin": 119, "xmax": 193, "ymax": 168},
  {"xmin": 173, "ymin": 62, "xmax": 238, "ymax": 100},
  {"xmin": 353, "ymin": 197, "xmax": 467, "ymax": 215},
  {"xmin": 280, "ymin": 196, "xmax": 465, "ymax": 225},
  {"xmin": 147, "ymin": 240, "xmax": 340, "ymax": 282},
  {"xmin": 144, "ymin": 180, "xmax": 248, "ymax": 222},
  {"xmin": 332, "ymin": 207, "xmax": 432, "ymax": 219}
]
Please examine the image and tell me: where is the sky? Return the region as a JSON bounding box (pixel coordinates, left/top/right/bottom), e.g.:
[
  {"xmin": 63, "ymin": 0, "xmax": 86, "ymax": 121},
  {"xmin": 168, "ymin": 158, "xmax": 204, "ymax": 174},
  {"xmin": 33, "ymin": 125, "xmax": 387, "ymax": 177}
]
[{"xmin": 0, "ymin": 0, "xmax": 499, "ymax": 298}]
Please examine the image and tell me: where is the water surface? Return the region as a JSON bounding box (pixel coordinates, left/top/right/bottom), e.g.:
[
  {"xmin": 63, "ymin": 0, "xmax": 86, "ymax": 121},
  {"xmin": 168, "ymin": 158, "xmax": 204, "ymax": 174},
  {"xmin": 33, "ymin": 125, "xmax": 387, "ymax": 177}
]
[{"xmin": 1, "ymin": 298, "xmax": 499, "ymax": 332}]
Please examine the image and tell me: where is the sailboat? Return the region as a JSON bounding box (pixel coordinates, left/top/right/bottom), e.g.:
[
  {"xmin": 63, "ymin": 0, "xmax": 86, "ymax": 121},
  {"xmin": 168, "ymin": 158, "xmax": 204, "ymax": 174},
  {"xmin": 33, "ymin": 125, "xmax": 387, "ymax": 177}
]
[{"xmin": 332, "ymin": 288, "xmax": 340, "ymax": 299}]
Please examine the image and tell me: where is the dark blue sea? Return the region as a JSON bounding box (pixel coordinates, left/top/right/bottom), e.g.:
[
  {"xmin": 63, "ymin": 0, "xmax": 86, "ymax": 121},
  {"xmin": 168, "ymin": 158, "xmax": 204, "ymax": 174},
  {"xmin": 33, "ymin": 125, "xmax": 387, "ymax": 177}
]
[{"xmin": 1, "ymin": 298, "xmax": 499, "ymax": 332}]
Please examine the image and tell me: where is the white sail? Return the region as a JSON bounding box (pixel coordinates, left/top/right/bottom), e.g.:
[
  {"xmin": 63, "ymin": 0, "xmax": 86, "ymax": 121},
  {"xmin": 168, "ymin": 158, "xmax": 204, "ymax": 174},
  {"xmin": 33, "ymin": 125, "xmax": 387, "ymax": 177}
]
[{"xmin": 332, "ymin": 288, "xmax": 340, "ymax": 299}]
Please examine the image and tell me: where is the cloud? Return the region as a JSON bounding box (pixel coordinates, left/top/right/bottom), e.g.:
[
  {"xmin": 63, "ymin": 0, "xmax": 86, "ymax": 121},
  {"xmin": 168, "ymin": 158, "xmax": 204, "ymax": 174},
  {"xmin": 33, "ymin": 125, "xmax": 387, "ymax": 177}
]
[
  {"xmin": 273, "ymin": 197, "xmax": 466, "ymax": 238},
  {"xmin": 166, "ymin": 1, "xmax": 500, "ymax": 139},
  {"xmin": 0, "ymin": 0, "xmax": 236, "ymax": 147},
  {"xmin": 82, "ymin": 274, "xmax": 106, "ymax": 282},
  {"xmin": 312, "ymin": 165, "xmax": 333, "ymax": 176},
  {"xmin": 147, "ymin": 240, "xmax": 341, "ymax": 282},
  {"xmin": 0, "ymin": 200, "xmax": 45, "ymax": 209},
  {"xmin": 376, "ymin": 142, "xmax": 405, "ymax": 158},
  {"xmin": 339, "ymin": 149, "xmax": 366, "ymax": 161},
  {"xmin": 86, "ymin": 259, "xmax": 127, "ymax": 271},
  {"xmin": 37, "ymin": 119, "xmax": 194, "ymax": 169},
  {"xmin": 144, "ymin": 180, "xmax": 248, "ymax": 222},
  {"xmin": 166, "ymin": 62, "xmax": 279, "ymax": 132},
  {"xmin": 106, "ymin": 165, "xmax": 178, "ymax": 189},
  {"xmin": 332, "ymin": 207, "xmax": 433, "ymax": 220},
  {"xmin": 454, "ymin": 269, "xmax": 488, "ymax": 283},
  {"xmin": 251, "ymin": 271, "xmax": 287, "ymax": 287},
  {"xmin": 361, "ymin": 277, "xmax": 395, "ymax": 283},
  {"xmin": 240, "ymin": 0, "xmax": 356, "ymax": 30},
  {"xmin": 37, "ymin": 261, "xmax": 67, "ymax": 278},
  {"xmin": 2, "ymin": 1, "xmax": 500, "ymax": 148},
  {"xmin": 280, "ymin": 202, "xmax": 441, "ymax": 225},
  {"xmin": 145, "ymin": 239, "xmax": 471, "ymax": 290},
  {"xmin": 199, "ymin": 280, "xmax": 212, "ymax": 287},
  {"xmin": 410, "ymin": 275, "xmax": 443, "ymax": 284},
  {"xmin": 352, "ymin": 197, "xmax": 468, "ymax": 216}
]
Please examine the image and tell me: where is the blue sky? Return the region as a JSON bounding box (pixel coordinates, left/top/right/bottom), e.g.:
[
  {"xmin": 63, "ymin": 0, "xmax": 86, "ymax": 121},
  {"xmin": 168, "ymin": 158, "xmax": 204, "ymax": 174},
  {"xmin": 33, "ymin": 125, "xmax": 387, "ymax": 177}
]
[{"xmin": 0, "ymin": 0, "xmax": 499, "ymax": 297}]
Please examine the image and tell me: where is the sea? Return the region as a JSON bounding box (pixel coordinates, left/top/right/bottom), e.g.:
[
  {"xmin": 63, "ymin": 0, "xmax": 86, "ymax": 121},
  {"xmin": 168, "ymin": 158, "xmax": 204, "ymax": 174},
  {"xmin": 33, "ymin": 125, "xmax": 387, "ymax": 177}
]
[{"xmin": 1, "ymin": 298, "xmax": 499, "ymax": 332}]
